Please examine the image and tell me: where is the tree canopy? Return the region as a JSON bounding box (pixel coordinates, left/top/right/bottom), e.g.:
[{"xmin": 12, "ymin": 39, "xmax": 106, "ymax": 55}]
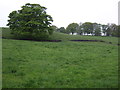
[
  {"xmin": 60, "ymin": 22, "xmax": 119, "ymax": 37},
  {"xmin": 82, "ymin": 22, "xmax": 93, "ymax": 35},
  {"xmin": 7, "ymin": 3, "xmax": 53, "ymax": 40},
  {"xmin": 66, "ymin": 23, "xmax": 79, "ymax": 35}
]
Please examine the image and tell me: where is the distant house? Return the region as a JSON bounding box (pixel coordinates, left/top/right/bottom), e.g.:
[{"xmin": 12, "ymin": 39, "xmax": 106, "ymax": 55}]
[{"xmin": 69, "ymin": 33, "xmax": 77, "ymax": 35}]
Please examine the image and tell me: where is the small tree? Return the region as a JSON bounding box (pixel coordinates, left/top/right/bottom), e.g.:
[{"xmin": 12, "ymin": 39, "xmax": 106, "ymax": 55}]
[
  {"xmin": 93, "ymin": 23, "xmax": 101, "ymax": 36},
  {"xmin": 109, "ymin": 24, "xmax": 118, "ymax": 37},
  {"xmin": 82, "ymin": 22, "xmax": 93, "ymax": 35},
  {"xmin": 66, "ymin": 23, "xmax": 79, "ymax": 35},
  {"xmin": 51, "ymin": 25, "xmax": 58, "ymax": 32},
  {"xmin": 57, "ymin": 27, "xmax": 66, "ymax": 33},
  {"xmin": 7, "ymin": 3, "xmax": 53, "ymax": 40}
]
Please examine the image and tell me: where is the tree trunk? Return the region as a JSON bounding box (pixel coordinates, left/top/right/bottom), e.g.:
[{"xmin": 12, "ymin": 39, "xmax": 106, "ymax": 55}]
[{"xmin": 72, "ymin": 32, "xmax": 74, "ymax": 35}]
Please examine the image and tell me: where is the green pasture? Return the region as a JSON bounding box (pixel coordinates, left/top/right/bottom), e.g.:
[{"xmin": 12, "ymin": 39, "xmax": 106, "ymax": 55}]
[
  {"xmin": 2, "ymin": 27, "xmax": 119, "ymax": 88},
  {"xmin": 2, "ymin": 39, "xmax": 118, "ymax": 88}
]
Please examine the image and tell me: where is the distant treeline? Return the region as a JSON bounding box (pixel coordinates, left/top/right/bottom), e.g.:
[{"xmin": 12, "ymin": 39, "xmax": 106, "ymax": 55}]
[{"xmin": 52, "ymin": 22, "xmax": 120, "ymax": 37}]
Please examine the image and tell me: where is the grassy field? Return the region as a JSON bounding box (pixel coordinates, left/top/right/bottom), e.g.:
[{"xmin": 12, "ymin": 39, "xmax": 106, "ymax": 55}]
[
  {"xmin": 2, "ymin": 27, "xmax": 119, "ymax": 88},
  {"xmin": 2, "ymin": 40, "xmax": 118, "ymax": 88}
]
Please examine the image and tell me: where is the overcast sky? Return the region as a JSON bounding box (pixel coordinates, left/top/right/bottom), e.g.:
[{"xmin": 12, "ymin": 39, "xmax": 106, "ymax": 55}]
[{"xmin": 0, "ymin": 0, "xmax": 119, "ymax": 28}]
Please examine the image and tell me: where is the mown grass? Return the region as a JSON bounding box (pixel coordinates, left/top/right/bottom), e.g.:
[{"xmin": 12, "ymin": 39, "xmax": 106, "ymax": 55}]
[{"xmin": 2, "ymin": 39, "xmax": 118, "ymax": 88}]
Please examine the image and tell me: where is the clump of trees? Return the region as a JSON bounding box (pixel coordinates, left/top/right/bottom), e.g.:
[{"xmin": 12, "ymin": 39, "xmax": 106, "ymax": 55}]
[
  {"xmin": 7, "ymin": 3, "xmax": 119, "ymax": 39},
  {"xmin": 55, "ymin": 22, "xmax": 120, "ymax": 37},
  {"xmin": 7, "ymin": 3, "xmax": 54, "ymax": 40}
]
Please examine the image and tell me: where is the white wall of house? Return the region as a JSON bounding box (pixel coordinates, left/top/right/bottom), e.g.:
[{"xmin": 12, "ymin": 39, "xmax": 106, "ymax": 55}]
[{"xmin": 69, "ymin": 32, "xmax": 106, "ymax": 36}]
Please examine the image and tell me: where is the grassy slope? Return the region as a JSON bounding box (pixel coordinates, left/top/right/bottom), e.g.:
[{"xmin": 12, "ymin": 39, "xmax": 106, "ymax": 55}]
[
  {"xmin": 2, "ymin": 27, "xmax": 119, "ymax": 88},
  {"xmin": 1, "ymin": 27, "xmax": 119, "ymax": 44},
  {"xmin": 50, "ymin": 32, "xmax": 119, "ymax": 45},
  {"xmin": 2, "ymin": 39, "xmax": 118, "ymax": 88}
]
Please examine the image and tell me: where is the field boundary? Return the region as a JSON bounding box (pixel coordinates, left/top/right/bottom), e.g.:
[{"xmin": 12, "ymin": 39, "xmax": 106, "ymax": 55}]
[
  {"xmin": 2, "ymin": 38, "xmax": 119, "ymax": 46},
  {"xmin": 70, "ymin": 39, "xmax": 119, "ymax": 46}
]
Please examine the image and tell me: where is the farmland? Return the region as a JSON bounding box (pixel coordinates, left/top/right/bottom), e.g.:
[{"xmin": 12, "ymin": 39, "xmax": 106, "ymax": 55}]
[{"xmin": 1, "ymin": 28, "xmax": 119, "ymax": 88}]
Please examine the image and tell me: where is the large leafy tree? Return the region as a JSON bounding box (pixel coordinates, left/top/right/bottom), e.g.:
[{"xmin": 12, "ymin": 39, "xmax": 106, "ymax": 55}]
[
  {"xmin": 7, "ymin": 3, "xmax": 53, "ymax": 40},
  {"xmin": 66, "ymin": 23, "xmax": 79, "ymax": 35}
]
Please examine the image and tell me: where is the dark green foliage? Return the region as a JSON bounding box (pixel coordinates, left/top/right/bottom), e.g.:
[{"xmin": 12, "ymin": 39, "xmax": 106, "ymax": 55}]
[{"xmin": 7, "ymin": 3, "xmax": 53, "ymax": 40}]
